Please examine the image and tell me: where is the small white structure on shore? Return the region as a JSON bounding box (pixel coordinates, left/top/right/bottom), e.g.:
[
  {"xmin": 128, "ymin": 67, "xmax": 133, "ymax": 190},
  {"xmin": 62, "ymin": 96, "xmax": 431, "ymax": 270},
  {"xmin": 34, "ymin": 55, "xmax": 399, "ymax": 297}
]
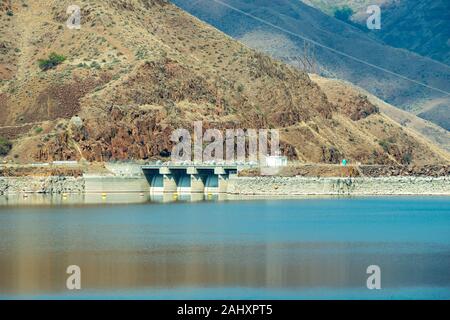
[
  {"xmin": 264, "ymin": 154, "xmax": 288, "ymax": 167},
  {"xmin": 52, "ymin": 161, "xmax": 78, "ymax": 166}
]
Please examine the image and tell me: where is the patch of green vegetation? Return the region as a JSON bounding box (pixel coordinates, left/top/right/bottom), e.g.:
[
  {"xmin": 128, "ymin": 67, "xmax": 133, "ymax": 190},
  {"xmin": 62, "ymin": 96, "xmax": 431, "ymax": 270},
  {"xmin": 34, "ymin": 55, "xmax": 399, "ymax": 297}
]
[
  {"xmin": 378, "ymin": 139, "xmax": 391, "ymax": 152},
  {"xmin": 35, "ymin": 127, "xmax": 43, "ymax": 134},
  {"xmin": 333, "ymin": 6, "xmax": 354, "ymax": 23},
  {"xmin": 90, "ymin": 61, "xmax": 101, "ymax": 69},
  {"xmin": 0, "ymin": 136, "xmax": 12, "ymax": 156},
  {"xmin": 38, "ymin": 53, "xmax": 66, "ymax": 71},
  {"xmin": 402, "ymin": 152, "xmax": 413, "ymax": 165},
  {"xmin": 378, "ymin": 136, "xmax": 397, "ymax": 152},
  {"xmin": 6, "ymin": 10, "xmax": 13, "ymax": 17}
]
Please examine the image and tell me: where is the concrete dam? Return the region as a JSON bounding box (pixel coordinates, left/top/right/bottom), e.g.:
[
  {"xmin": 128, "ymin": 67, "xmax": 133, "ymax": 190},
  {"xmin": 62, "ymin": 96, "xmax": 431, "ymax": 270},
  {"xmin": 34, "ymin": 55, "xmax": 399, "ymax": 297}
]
[{"xmin": 142, "ymin": 164, "xmax": 238, "ymax": 194}]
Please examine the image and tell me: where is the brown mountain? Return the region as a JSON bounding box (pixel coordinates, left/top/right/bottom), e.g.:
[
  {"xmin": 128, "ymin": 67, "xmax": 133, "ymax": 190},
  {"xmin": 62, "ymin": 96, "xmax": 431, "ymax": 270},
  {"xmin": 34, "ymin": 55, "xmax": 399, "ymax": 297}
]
[
  {"xmin": 309, "ymin": 74, "xmax": 450, "ymax": 154},
  {"xmin": 0, "ymin": 0, "xmax": 448, "ymax": 166},
  {"xmin": 172, "ymin": 0, "xmax": 450, "ymax": 127},
  {"xmin": 301, "ymin": 0, "xmax": 450, "ymax": 130}
]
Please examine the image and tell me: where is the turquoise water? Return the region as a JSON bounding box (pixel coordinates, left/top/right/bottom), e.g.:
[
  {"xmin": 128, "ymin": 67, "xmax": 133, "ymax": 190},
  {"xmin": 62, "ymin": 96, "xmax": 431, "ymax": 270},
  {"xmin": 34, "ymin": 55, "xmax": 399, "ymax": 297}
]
[{"xmin": 0, "ymin": 196, "xmax": 449, "ymax": 299}]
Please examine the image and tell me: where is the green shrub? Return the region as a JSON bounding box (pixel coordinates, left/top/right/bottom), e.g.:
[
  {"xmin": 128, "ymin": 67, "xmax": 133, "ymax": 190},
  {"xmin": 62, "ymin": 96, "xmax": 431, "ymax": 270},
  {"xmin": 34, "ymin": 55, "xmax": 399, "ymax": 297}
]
[
  {"xmin": 402, "ymin": 152, "xmax": 413, "ymax": 165},
  {"xmin": 378, "ymin": 140, "xmax": 390, "ymax": 152},
  {"xmin": 35, "ymin": 127, "xmax": 43, "ymax": 134},
  {"xmin": 38, "ymin": 52, "xmax": 66, "ymax": 71},
  {"xmin": 6, "ymin": 10, "xmax": 13, "ymax": 16},
  {"xmin": 0, "ymin": 137, "xmax": 12, "ymax": 156},
  {"xmin": 90, "ymin": 61, "xmax": 101, "ymax": 69},
  {"xmin": 334, "ymin": 6, "xmax": 354, "ymax": 22}
]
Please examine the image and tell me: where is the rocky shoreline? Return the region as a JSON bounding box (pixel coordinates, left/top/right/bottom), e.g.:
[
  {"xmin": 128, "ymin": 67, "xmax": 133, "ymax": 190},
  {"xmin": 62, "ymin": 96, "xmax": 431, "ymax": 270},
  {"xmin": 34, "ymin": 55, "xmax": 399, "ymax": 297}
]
[
  {"xmin": 0, "ymin": 176, "xmax": 85, "ymax": 195},
  {"xmin": 0, "ymin": 175, "xmax": 449, "ymax": 196},
  {"xmin": 227, "ymin": 176, "xmax": 450, "ymax": 196}
]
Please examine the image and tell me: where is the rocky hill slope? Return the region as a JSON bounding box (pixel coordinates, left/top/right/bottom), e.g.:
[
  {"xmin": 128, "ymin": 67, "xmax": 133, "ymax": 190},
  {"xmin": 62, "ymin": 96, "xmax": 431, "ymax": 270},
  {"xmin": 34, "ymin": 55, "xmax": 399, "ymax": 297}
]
[
  {"xmin": 309, "ymin": 74, "xmax": 450, "ymax": 153},
  {"xmin": 0, "ymin": 0, "xmax": 448, "ymax": 166},
  {"xmin": 377, "ymin": 0, "xmax": 450, "ymax": 66},
  {"xmin": 304, "ymin": 0, "xmax": 450, "ymax": 66},
  {"xmin": 302, "ymin": 0, "xmax": 390, "ymax": 17},
  {"xmin": 300, "ymin": 0, "xmax": 450, "ymax": 130},
  {"xmin": 172, "ymin": 0, "xmax": 450, "ymax": 123}
]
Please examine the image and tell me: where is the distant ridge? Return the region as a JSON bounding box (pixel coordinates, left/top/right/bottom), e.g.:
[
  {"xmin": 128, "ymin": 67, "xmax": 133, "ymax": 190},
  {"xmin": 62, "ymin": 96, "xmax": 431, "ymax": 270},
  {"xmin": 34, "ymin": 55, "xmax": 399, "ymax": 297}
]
[
  {"xmin": 0, "ymin": 0, "xmax": 448, "ymax": 166},
  {"xmin": 172, "ymin": 0, "xmax": 450, "ymax": 125}
]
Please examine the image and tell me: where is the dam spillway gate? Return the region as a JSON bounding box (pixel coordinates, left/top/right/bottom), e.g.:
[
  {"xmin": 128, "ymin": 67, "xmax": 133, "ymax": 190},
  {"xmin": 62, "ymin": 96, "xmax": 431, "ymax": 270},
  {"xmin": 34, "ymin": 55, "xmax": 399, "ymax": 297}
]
[{"xmin": 142, "ymin": 164, "xmax": 238, "ymax": 194}]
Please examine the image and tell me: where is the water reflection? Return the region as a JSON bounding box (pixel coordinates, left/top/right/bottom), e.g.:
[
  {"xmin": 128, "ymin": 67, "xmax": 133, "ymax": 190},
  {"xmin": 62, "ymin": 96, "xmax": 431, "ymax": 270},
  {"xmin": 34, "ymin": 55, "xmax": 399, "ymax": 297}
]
[
  {"xmin": 0, "ymin": 196, "xmax": 449, "ymax": 299},
  {"xmin": 0, "ymin": 193, "xmax": 230, "ymax": 207},
  {"xmin": 0, "ymin": 193, "xmax": 355, "ymax": 207}
]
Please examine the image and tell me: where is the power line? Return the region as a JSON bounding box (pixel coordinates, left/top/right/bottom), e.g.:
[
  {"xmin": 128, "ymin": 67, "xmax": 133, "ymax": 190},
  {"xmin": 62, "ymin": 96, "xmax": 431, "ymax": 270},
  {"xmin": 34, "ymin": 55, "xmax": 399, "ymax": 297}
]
[{"xmin": 209, "ymin": 0, "xmax": 450, "ymax": 96}]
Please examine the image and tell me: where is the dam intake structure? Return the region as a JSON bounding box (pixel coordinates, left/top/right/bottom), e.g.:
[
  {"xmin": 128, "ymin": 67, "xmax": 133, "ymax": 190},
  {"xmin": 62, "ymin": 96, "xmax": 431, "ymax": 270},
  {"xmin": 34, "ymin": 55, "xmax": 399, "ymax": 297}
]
[{"xmin": 142, "ymin": 164, "xmax": 239, "ymax": 194}]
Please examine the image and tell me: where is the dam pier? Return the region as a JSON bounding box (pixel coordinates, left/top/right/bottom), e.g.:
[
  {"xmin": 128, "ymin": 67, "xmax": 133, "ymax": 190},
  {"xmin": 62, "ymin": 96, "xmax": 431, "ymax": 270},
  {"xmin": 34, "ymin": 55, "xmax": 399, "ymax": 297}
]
[{"xmin": 142, "ymin": 164, "xmax": 238, "ymax": 194}]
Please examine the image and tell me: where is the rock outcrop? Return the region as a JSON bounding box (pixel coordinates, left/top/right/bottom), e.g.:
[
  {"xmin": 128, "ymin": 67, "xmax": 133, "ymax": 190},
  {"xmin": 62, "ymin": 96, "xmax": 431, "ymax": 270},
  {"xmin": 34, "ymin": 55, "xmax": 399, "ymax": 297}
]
[
  {"xmin": 228, "ymin": 176, "xmax": 450, "ymax": 195},
  {"xmin": 0, "ymin": 176, "xmax": 85, "ymax": 195}
]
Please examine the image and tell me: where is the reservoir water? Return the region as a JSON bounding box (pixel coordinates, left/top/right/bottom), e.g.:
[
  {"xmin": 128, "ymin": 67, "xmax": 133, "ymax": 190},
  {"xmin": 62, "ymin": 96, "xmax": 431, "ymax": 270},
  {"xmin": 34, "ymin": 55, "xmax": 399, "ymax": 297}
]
[{"xmin": 0, "ymin": 195, "xmax": 449, "ymax": 299}]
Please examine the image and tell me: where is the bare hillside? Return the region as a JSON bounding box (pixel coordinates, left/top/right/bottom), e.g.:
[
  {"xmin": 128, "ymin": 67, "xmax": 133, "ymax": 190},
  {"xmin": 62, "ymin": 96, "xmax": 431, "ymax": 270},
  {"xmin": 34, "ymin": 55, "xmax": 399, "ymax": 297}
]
[
  {"xmin": 0, "ymin": 0, "xmax": 448, "ymax": 166},
  {"xmin": 173, "ymin": 0, "xmax": 450, "ymax": 121},
  {"xmin": 309, "ymin": 74, "xmax": 450, "ymax": 154}
]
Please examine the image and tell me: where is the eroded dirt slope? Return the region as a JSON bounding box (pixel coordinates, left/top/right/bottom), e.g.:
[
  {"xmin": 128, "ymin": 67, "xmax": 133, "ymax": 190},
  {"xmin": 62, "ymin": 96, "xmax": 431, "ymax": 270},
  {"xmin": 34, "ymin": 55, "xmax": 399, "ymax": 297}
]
[{"xmin": 0, "ymin": 0, "xmax": 448, "ymax": 166}]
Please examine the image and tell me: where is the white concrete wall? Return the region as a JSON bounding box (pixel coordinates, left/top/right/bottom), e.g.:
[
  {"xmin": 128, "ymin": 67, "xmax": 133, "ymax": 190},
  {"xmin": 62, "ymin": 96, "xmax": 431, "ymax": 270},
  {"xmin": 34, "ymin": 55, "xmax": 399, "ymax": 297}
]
[
  {"xmin": 104, "ymin": 163, "xmax": 144, "ymax": 176},
  {"xmin": 0, "ymin": 177, "xmax": 84, "ymax": 194},
  {"xmin": 84, "ymin": 175, "xmax": 149, "ymax": 193}
]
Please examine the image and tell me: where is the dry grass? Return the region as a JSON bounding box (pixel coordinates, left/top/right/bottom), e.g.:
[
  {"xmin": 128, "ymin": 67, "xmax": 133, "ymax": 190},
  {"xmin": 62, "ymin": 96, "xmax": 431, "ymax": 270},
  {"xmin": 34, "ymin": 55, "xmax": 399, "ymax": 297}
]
[{"xmin": 0, "ymin": 0, "xmax": 448, "ymax": 166}]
